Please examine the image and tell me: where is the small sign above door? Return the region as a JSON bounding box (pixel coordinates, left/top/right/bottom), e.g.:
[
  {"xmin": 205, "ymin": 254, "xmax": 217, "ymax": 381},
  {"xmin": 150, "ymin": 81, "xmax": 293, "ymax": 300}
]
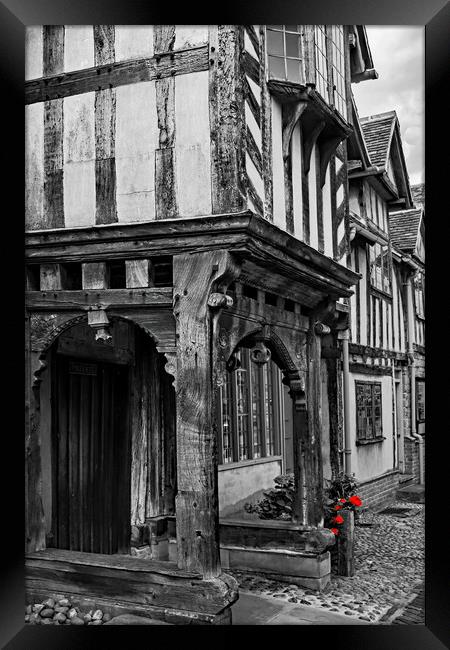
[{"xmin": 69, "ymin": 361, "xmax": 98, "ymax": 376}]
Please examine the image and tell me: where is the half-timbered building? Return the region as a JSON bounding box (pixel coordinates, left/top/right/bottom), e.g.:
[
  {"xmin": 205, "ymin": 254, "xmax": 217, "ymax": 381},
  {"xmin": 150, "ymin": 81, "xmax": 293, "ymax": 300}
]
[
  {"xmin": 345, "ymin": 108, "xmax": 425, "ymax": 507},
  {"xmin": 25, "ymin": 24, "xmax": 388, "ymax": 622}
]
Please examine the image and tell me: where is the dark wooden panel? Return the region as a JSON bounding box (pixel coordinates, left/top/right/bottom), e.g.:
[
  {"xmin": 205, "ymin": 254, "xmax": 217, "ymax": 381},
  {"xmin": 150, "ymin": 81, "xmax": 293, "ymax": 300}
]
[
  {"xmin": 43, "ymin": 26, "xmax": 64, "ymax": 76},
  {"xmin": 95, "ymin": 86, "xmax": 117, "ymax": 225},
  {"xmin": 94, "ymin": 25, "xmax": 115, "ymax": 66},
  {"xmin": 44, "ymin": 99, "xmax": 64, "ymax": 229},
  {"xmin": 316, "ymin": 146, "xmax": 324, "ymax": 253}
]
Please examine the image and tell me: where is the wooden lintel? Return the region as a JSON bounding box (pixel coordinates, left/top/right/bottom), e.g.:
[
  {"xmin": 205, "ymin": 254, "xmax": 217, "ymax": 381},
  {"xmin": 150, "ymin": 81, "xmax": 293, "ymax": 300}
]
[
  {"xmin": 25, "ymin": 288, "xmax": 173, "ymax": 311},
  {"xmin": 26, "ymin": 45, "xmax": 209, "ymax": 105}
]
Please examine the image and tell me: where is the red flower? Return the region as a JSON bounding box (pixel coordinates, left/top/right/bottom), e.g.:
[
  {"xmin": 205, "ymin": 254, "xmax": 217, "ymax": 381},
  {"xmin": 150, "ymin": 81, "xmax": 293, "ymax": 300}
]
[
  {"xmin": 338, "ymin": 498, "xmax": 346, "ymax": 503},
  {"xmin": 349, "ymin": 495, "xmax": 363, "ymax": 507},
  {"xmin": 333, "ymin": 515, "xmax": 344, "ymax": 524},
  {"xmin": 330, "ymin": 528, "xmax": 339, "ymax": 535},
  {"xmin": 334, "ymin": 504, "xmax": 342, "ymax": 511}
]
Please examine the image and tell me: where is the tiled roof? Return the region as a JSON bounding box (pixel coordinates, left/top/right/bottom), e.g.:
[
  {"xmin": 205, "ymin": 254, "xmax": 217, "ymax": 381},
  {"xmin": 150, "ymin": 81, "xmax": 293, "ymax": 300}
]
[
  {"xmin": 360, "ymin": 111, "xmax": 397, "ymax": 168},
  {"xmin": 388, "ymin": 208, "xmax": 422, "ymax": 253},
  {"xmin": 411, "ymin": 183, "xmax": 425, "ymax": 208}
]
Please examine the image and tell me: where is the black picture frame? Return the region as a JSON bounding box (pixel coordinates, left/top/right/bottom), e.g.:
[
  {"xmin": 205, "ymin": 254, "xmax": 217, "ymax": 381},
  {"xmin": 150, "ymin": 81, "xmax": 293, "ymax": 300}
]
[{"xmin": 1, "ymin": 1, "xmax": 448, "ymax": 647}]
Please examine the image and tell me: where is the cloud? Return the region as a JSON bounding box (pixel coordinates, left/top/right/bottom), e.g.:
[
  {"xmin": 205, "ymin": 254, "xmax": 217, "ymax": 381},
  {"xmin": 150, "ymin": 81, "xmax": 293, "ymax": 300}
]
[{"xmin": 352, "ymin": 26, "xmax": 424, "ymax": 185}]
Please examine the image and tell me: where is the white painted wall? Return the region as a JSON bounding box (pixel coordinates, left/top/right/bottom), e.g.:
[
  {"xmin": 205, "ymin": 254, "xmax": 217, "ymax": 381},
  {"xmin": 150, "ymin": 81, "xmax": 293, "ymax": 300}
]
[
  {"xmin": 322, "ymin": 164, "xmax": 333, "ymax": 257},
  {"xmin": 321, "ymin": 360, "xmax": 332, "ymax": 482},
  {"xmin": 308, "ymin": 144, "xmax": 318, "ymax": 249},
  {"xmin": 218, "ymin": 459, "xmax": 282, "ymax": 517},
  {"xmin": 25, "ymin": 26, "xmax": 43, "ymax": 80},
  {"xmin": 115, "ymin": 26, "xmax": 154, "ymax": 61},
  {"xmin": 349, "ymin": 372, "xmax": 395, "ymax": 483},
  {"xmin": 174, "ymin": 26, "xmax": 208, "ymax": 50},
  {"xmin": 174, "ymin": 70, "xmax": 212, "ymax": 217},
  {"xmin": 63, "ymin": 92, "xmax": 96, "ymax": 227},
  {"xmin": 359, "ymin": 247, "xmax": 368, "ymax": 346},
  {"xmin": 115, "ymin": 81, "xmax": 158, "ymax": 223},
  {"xmin": 291, "ymin": 123, "xmax": 303, "ymax": 239},
  {"xmin": 64, "ymin": 26, "xmax": 94, "ymax": 72},
  {"xmin": 271, "ymin": 97, "xmax": 285, "ymax": 231},
  {"xmin": 25, "ymin": 103, "xmax": 44, "ymax": 230}
]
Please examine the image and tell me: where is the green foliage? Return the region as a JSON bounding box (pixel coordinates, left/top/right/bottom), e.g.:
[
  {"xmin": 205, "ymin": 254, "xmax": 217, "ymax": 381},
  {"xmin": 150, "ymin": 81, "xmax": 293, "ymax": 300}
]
[
  {"xmin": 324, "ymin": 472, "xmax": 359, "ymax": 502},
  {"xmin": 244, "ymin": 474, "xmax": 295, "ymax": 520}
]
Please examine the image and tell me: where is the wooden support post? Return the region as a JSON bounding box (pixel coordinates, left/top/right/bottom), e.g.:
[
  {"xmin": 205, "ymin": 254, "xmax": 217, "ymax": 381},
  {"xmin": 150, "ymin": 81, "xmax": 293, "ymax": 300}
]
[
  {"xmin": 337, "ymin": 509, "xmax": 355, "ymax": 576},
  {"xmin": 82, "ymin": 262, "xmax": 108, "ymax": 289},
  {"xmin": 291, "ymin": 326, "xmax": 325, "ymax": 527},
  {"xmin": 173, "ymin": 250, "xmax": 239, "ymax": 578}
]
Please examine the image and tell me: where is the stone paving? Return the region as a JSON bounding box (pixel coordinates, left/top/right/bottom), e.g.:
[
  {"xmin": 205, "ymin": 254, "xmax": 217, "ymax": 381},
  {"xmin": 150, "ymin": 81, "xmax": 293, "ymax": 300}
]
[{"xmin": 228, "ymin": 500, "xmax": 424, "ymax": 624}]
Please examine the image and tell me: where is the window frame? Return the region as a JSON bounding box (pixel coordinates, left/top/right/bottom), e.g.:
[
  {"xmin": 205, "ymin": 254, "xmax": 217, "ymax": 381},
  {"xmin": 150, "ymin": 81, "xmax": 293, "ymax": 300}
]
[
  {"xmin": 355, "ymin": 380, "xmax": 384, "ymax": 444},
  {"xmin": 369, "ymin": 242, "xmax": 392, "ymax": 295},
  {"xmin": 218, "ymin": 348, "xmax": 282, "ymax": 465},
  {"xmin": 265, "ymin": 25, "xmax": 305, "ymax": 85},
  {"xmin": 416, "ymin": 379, "xmax": 425, "ymax": 423}
]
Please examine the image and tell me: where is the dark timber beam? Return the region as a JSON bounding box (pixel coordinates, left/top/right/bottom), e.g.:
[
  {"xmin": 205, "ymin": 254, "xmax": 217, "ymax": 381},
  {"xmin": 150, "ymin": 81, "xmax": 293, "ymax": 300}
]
[{"xmin": 25, "ymin": 45, "xmax": 209, "ymax": 105}]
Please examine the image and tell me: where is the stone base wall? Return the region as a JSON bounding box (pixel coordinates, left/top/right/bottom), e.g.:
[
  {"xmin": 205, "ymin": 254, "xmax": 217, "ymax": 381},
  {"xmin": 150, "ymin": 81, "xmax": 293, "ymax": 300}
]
[{"xmin": 357, "ymin": 470, "xmax": 400, "ymax": 510}]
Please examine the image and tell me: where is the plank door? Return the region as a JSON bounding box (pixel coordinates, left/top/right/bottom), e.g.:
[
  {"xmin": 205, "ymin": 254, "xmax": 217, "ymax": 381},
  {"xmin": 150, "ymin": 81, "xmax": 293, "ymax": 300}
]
[{"xmin": 52, "ymin": 356, "xmax": 130, "ymax": 554}]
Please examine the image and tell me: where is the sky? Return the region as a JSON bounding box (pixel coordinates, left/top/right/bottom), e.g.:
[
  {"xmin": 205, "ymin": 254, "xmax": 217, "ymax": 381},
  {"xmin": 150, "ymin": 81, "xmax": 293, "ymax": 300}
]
[{"xmin": 352, "ymin": 26, "xmax": 424, "ymax": 186}]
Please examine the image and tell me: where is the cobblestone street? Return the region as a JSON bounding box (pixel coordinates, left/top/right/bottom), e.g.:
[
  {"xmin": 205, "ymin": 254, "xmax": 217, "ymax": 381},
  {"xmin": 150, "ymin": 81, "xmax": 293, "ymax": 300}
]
[{"xmin": 229, "ymin": 500, "xmax": 424, "ymax": 624}]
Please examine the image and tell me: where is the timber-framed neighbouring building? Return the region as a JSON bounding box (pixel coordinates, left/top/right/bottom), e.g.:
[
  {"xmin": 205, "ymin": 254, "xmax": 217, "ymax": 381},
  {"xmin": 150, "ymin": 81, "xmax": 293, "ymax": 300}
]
[{"xmin": 25, "ymin": 25, "xmax": 424, "ymax": 623}]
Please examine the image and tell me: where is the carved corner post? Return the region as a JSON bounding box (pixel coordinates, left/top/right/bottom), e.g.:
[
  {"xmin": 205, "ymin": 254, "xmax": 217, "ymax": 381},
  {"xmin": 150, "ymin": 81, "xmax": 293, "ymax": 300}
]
[
  {"xmin": 25, "ymin": 313, "xmax": 50, "ymax": 552},
  {"xmin": 172, "ymin": 250, "xmax": 239, "ymax": 578}
]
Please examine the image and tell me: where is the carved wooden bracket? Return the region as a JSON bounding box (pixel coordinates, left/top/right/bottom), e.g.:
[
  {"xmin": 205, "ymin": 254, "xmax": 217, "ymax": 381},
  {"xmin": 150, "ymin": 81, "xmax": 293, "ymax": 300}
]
[
  {"xmin": 314, "ymin": 322, "xmax": 331, "ymax": 335},
  {"xmin": 163, "ymin": 350, "xmax": 177, "ymax": 390},
  {"xmin": 282, "ymin": 101, "xmax": 308, "ymax": 160},
  {"xmin": 208, "ymin": 293, "xmax": 234, "ymax": 310},
  {"xmin": 87, "ymin": 308, "xmax": 112, "ymax": 343},
  {"xmin": 250, "ymin": 339, "xmax": 271, "ymax": 366},
  {"xmin": 303, "ymin": 120, "xmax": 326, "ymax": 175},
  {"xmin": 319, "ymin": 134, "xmax": 346, "ymax": 187}
]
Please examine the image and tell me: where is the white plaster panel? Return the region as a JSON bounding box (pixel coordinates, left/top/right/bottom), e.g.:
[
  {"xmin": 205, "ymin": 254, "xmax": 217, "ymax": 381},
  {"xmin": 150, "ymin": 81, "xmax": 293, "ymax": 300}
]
[
  {"xmin": 247, "ymin": 76, "xmax": 261, "ymax": 105},
  {"xmin": 115, "ymin": 26, "xmax": 154, "ymax": 61},
  {"xmin": 25, "ymin": 26, "xmax": 43, "ymax": 80},
  {"xmin": 25, "ymin": 103, "xmax": 44, "ymax": 229},
  {"xmin": 246, "ymin": 153, "xmax": 264, "ymax": 201},
  {"xmin": 291, "ymin": 122, "xmax": 303, "ymax": 240},
  {"xmin": 336, "ymin": 183, "xmax": 344, "ymax": 208},
  {"xmin": 244, "ymin": 29, "xmax": 259, "ymax": 60},
  {"xmin": 115, "ymin": 81, "xmax": 157, "ymax": 223},
  {"xmin": 64, "ymin": 92, "xmax": 95, "ymax": 163},
  {"xmin": 271, "ymin": 97, "xmax": 285, "ymax": 231},
  {"xmin": 174, "ymin": 26, "xmax": 208, "ymax": 50},
  {"xmin": 245, "ymin": 101, "xmax": 262, "ymax": 151},
  {"xmin": 64, "ymin": 161, "xmax": 96, "ymax": 227},
  {"xmin": 322, "ymin": 163, "xmax": 333, "ymax": 257},
  {"xmin": 308, "ymin": 145, "xmax": 318, "ymax": 250},
  {"xmin": 175, "ymin": 71, "xmax": 211, "ymax": 216},
  {"xmin": 64, "ymin": 25, "xmax": 94, "ymax": 72}
]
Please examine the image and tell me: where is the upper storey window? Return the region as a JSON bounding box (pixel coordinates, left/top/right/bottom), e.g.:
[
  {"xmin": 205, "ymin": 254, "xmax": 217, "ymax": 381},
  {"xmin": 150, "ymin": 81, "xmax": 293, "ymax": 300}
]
[
  {"xmin": 329, "ymin": 26, "xmax": 347, "ymax": 118},
  {"xmin": 266, "ymin": 25, "xmax": 304, "ymax": 85},
  {"xmin": 313, "ymin": 25, "xmax": 348, "ymax": 120},
  {"xmin": 370, "ymin": 243, "xmax": 391, "ymax": 294}
]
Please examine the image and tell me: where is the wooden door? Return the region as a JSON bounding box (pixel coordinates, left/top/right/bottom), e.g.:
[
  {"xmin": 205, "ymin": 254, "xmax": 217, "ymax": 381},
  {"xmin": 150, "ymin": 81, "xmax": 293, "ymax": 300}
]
[{"xmin": 52, "ymin": 356, "xmax": 130, "ymax": 554}]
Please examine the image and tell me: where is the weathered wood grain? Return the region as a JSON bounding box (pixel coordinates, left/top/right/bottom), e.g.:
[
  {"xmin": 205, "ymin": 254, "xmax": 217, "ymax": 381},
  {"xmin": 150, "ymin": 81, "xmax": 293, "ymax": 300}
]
[
  {"xmin": 44, "ymin": 99, "xmax": 64, "ymax": 229},
  {"xmin": 40, "ymin": 263, "xmax": 62, "ymax": 290},
  {"xmin": 94, "ymin": 25, "xmax": 115, "ymax": 66},
  {"xmin": 154, "ymin": 25, "xmax": 176, "ymax": 54},
  {"xmin": 26, "ymin": 45, "xmax": 209, "ymax": 105},
  {"xmin": 246, "ymin": 125, "xmax": 263, "ymax": 177},
  {"xmin": 26, "ymin": 288, "xmax": 172, "ymax": 311},
  {"xmin": 95, "ymin": 88, "xmax": 117, "ymax": 225},
  {"xmin": 82, "ymin": 262, "xmax": 108, "ymax": 289},
  {"xmin": 259, "ymin": 27, "xmax": 273, "ymax": 222},
  {"xmin": 125, "ymin": 259, "xmax": 150, "ymax": 288},
  {"xmin": 43, "ymin": 25, "xmax": 64, "ymax": 76},
  {"xmin": 246, "ymin": 174, "xmax": 264, "ymax": 216},
  {"xmin": 220, "ymin": 519, "xmax": 334, "ymax": 553},
  {"xmin": 244, "ymin": 25, "xmax": 260, "ymax": 60},
  {"xmin": 241, "ymin": 50, "xmax": 260, "ymax": 85},
  {"xmin": 243, "ymin": 76, "xmax": 261, "ymax": 128},
  {"xmin": 173, "ymin": 250, "xmax": 239, "ymax": 577},
  {"xmin": 209, "ymin": 26, "xmax": 246, "ymax": 214}
]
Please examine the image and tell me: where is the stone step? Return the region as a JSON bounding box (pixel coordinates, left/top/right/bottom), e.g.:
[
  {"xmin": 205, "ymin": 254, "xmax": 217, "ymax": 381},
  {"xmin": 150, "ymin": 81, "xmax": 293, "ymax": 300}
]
[
  {"xmin": 398, "ymin": 474, "xmax": 414, "ymax": 486},
  {"xmin": 105, "ymin": 614, "xmax": 172, "ymax": 625},
  {"xmin": 396, "ymin": 484, "xmax": 425, "ymax": 503}
]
